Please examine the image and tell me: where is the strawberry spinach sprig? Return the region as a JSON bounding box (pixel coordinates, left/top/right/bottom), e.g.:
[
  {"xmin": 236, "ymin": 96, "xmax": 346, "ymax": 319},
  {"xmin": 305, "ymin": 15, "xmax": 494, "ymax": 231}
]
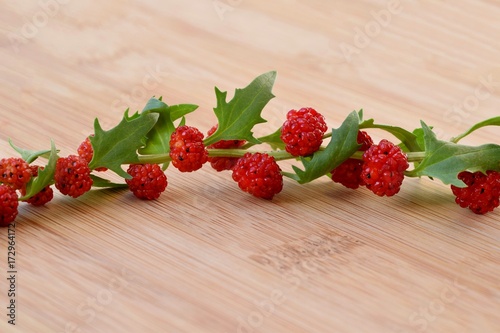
[{"xmin": 1, "ymin": 71, "xmax": 500, "ymax": 227}]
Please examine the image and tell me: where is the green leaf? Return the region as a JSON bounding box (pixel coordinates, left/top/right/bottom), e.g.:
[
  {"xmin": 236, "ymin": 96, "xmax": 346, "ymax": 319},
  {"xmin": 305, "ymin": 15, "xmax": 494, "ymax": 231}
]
[
  {"xmin": 292, "ymin": 111, "xmax": 360, "ymax": 184},
  {"xmin": 407, "ymin": 122, "xmax": 500, "ymax": 186},
  {"xmin": 204, "ymin": 71, "xmax": 276, "ymax": 146},
  {"xmin": 19, "ymin": 140, "xmax": 58, "ymax": 200},
  {"xmin": 139, "ymin": 98, "xmax": 198, "ymax": 154},
  {"xmin": 90, "ymin": 175, "xmax": 128, "ymax": 188},
  {"xmin": 451, "ymin": 116, "xmax": 500, "ymax": 143},
  {"xmin": 141, "ymin": 97, "xmax": 198, "ymax": 121},
  {"xmin": 9, "ymin": 139, "xmax": 52, "ymax": 164},
  {"xmin": 281, "ymin": 171, "xmax": 300, "ymax": 182},
  {"xmin": 357, "ymin": 109, "xmax": 364, "ymax": 122},
  {"xmin": 141, "ymin": 97, "xmax": 167, "ymax": 113},
  {"xmin": 89, "ymin": 111, "xmax": 159, "ymax": 178},
  {"xmin": 177, "ymin": 116, "xmax": 186, "ymax": 127},
  {"xmin": 139, "ymin": 99, "xmax": 196, "ymax": 171},
  {"xmin": 139, "ymin": 106, "xmax": 176, "ymax": 156},
  {"xmin": 169, "ymin": 104, "xmax": 198, "ymax": 121},
  {"xmin": 412, "ymin": 127, "xmax": 426, "ymax": 152},
  {"xmin": 258, "ymin": 127, "xmax": 285, "ymax": 150},
  {"xmin": 359, "ymin": 118, "xmax": 422, "ymax": 152}
]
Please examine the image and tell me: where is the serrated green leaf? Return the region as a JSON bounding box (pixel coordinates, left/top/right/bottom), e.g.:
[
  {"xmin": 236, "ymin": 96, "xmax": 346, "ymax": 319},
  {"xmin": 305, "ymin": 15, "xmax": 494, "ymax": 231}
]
[
  {"xmin": 139, "ymin": 107, "xmax": 175, "ymax": 156},
  {"xmin": 292, "ymin": 111, "xmax": 360, "ymax": 184},
  {"xmin": 139, "ymin": 99, "xmax": 196, "ymax": 171},
  {"xmin": 407, "ymin": 122, "xmax": 500, "ymax": 186},
  {"xmin": 398, "ymin": 127, "xmax": 428, "ymax": 152},
  {"xmin": 451, "ymin": 116, "xmax": 500, "ymax": 143},
  {"xmin": 281, "ymin": 171, "xmax": 300, "ymax": 182},
  {"xmin": 140, "ymin": 98, "xmax": 196, "ymax": 150},
  {"xmin": 141, "ymin": 97, "xmax": 167, "ymax": 113},
  {"xmin": 90, "ymin": 175, "xmax": 128, "ymax": 188},
  {"xmin": 141, "ymin": 96, "xmax": 198, "ymax": 121},
  {"xmin": 89, "ymin": 111, "xmax": 159, "ymax": 178},
  {"xmin": 258, "ymin": 127, "xmax": 285, "ymax": 150},
  {"xmin": 204, "ymin": 71, "xmax": 276, "ymax": 146},
  {"xmin": 360, "ymin": 118, "xmax": 422, "ymax": 152},
  {"xmin": 9, "ymin": 139, "xmax": 52, "ymax": 164},
  {"xmin": 124, "ymin": 108, "xmax": 142, "ymax": 121},
  {"xmin": 19, "ymin": 140, "xmax": 58, "ymax": 200}
]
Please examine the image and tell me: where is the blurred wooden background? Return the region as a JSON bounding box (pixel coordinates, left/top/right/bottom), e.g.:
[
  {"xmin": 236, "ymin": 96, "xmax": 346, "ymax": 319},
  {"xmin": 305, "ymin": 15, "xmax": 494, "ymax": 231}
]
[{"xmin": 0, "ymin": 1, "xmax": 499, "ymax": 332}]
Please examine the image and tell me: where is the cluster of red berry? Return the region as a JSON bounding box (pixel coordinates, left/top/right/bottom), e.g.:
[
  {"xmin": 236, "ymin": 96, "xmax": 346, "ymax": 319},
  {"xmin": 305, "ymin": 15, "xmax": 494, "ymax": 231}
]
[{"xmin": 1, "ymin": 107, "xmax": 499, "ymax": 227}]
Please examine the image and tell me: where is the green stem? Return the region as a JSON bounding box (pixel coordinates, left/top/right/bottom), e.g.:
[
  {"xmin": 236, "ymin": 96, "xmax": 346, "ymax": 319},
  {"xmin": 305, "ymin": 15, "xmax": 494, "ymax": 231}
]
[
  {"xmin": 208, "ymin": 149, "xmax": 296, "ymax": 161},
  {"xmin": 348, "ymin": 151, "xmax": 425, "ymax": 162},
  {"xmin": 407, "ymin": 151, "xmax": 426, "ymax": 162},
  {"xmin": 135, "ymin": 149, "xmax": 297, "ymax": 164},
  {"xmin": 135, "ymin": 149, "xmax": 426, "ymax": 165},
  {"xmin": 137, "ymin": 154, "xmax": 171, "ymax": 164}
]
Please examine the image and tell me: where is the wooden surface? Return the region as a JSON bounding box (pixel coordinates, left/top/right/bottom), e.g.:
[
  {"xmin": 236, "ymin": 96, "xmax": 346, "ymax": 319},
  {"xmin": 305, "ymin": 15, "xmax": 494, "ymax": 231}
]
[{"xmin": 1, "ymin": 1, "xmax": 499, "ymax": 332}]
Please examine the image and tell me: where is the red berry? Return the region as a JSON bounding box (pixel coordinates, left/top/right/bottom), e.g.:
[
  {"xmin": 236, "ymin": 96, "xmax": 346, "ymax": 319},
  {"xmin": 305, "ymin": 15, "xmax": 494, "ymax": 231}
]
[
  {"xmin": 77, "ymin": 136, "xmax": 107, "ymax": 171},
  {"xmin": 331, "ymin": 159, "xmax": 365, "ymax": 190},
  {"xmin": 361, "ymin": 139, "xmax": 409, "ymax": 197},
  {"xmin": 451, "ymin": 170, "xmax": 500, "ymax": 214},
  {"xmin": 280, "ymin": 107, "xmax": 328, "ymax": 157},
  {"xmin": 356, "ymin": 130, "xmax": 374, "ymax": 151},
  {"xmin": 24, "ymin": 186, "xmax": 54, "ymax": 206},
  {"xmin": 169, "ymin": 125, "xmax": 208, "ymax": 172},
  {"xmin": 0, "ymin": 184, "xmax": 18, "ymax": 227},
  {"xmin": 206, "ymin": 125, "xmax": 246, "ymax": 172},
  {"xmin": 21, "ymin": 166, "xmax": 54, "ymax": 206},
  {"xmin": 232, "ymin": 153, "xmax": 283, "ymax": 200},
  {"xmin": 126, "ymin": 164, "xmax": 167, "ymax": 200},
  {"xmin": 331, "ymin": 131, "xmax": 374, "ymax": 189},
  {"xmin": 0, "ymin": 157, "xmax": 32, "ymax": 189},
  {"xmin": 54, "ymin": 155, "xmax": 93, "ymax": 198}
]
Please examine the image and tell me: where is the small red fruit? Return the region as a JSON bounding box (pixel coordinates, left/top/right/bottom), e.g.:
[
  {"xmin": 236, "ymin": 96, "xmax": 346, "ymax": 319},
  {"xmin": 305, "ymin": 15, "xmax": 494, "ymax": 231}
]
[
  {"xmin": 232, "ymin": 153, "xmax": 283, "ymax": 200},
  {"xmin": 169, "ymin": 125, "xmax": 208, "ymax": 172},
  {"xmin": 206, "ymin": 125, "xmax": 246, "ymax": 172},
  {"xmin": 54, "ymin": 155, "xmax": 93, "ymax": 198},
  {"xmin": 0, "ymin": 184, "xmax": 18, "ymax": 227},
  {"xmin": 21, "ymin": 166, "xmax": 54, "ymax": 206},
  {"xmin": 361, "ymin": 139, "xmax": 409, "ymax": 197},
  {"xmin": 0, "ymin": 157, "xmax": 32, "ymax": 189},
  {"xmin": 126, "ymin": 164, "xmax": 168, "ymax": 200},
  {"xmin": 451, "ymin": 170, "xmax": 500, "ymax": 214},
  {"xmin": 280, "ymin": 107, "xmax": 328, "ymax": 157}
]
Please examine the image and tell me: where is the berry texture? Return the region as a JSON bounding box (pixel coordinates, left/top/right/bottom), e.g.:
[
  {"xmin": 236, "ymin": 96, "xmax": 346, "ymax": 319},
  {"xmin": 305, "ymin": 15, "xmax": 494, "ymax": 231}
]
[
  {"xmin": 331, "ymin": 131, "xmax": 374, "ymax": 189},
  {"xmin": 169, "ymin": 125, "xmax": 208, "ymax": 172},
  {"xmin": 0, "ymin": 184, "xmax": 18, "ymax": 227},
  {"xmin": 280, "ymin": 107, "xmax": 328, "ymax": 157},
  {"xmin": 77, "ymin": 136, "xmax": 107, "ymax": 171},
  {"xmin": 54, "ymin": 155, "xmax": 93, "ymax": 198},
  {"xmin": 126, "ymin": 164, "xmax": 168, "ymax": 200},
  {"xmin": 0, "ymin": 157, "xmax": 32, "ymax": 189},
  {"xmin": 206, "ymin": 125, "xmax": 246, "ymax": 172},
  {"xmin": 451, "ymin": 170, "xmax": 500, "ymax": 214},
  {"xmin": 361, "ymin": 139, "xmax": 409, "ymax": 197},
  {"xmin": 232, "ymin": 153, "xmax": 283, "ymax": 200},
  {"xmin": 21, "ymin": 166, "xmax": 54, "ymax": 206},
  {"xmin": 24, "ymin": 186, "xmax": 54, "ymax": 206}
]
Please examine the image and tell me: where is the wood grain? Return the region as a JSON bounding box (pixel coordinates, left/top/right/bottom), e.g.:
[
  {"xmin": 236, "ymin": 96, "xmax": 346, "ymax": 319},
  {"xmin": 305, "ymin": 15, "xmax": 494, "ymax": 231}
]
[{"xmin": 1, "ymin": 1, "xmax": 499, "ymax": 332}]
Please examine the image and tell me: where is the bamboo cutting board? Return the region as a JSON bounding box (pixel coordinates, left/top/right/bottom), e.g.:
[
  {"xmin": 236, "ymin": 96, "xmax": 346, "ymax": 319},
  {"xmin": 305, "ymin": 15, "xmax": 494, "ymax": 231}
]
[{"xmin": 1, "ymin": 1, "xmax": 499, "ymax": 332}]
